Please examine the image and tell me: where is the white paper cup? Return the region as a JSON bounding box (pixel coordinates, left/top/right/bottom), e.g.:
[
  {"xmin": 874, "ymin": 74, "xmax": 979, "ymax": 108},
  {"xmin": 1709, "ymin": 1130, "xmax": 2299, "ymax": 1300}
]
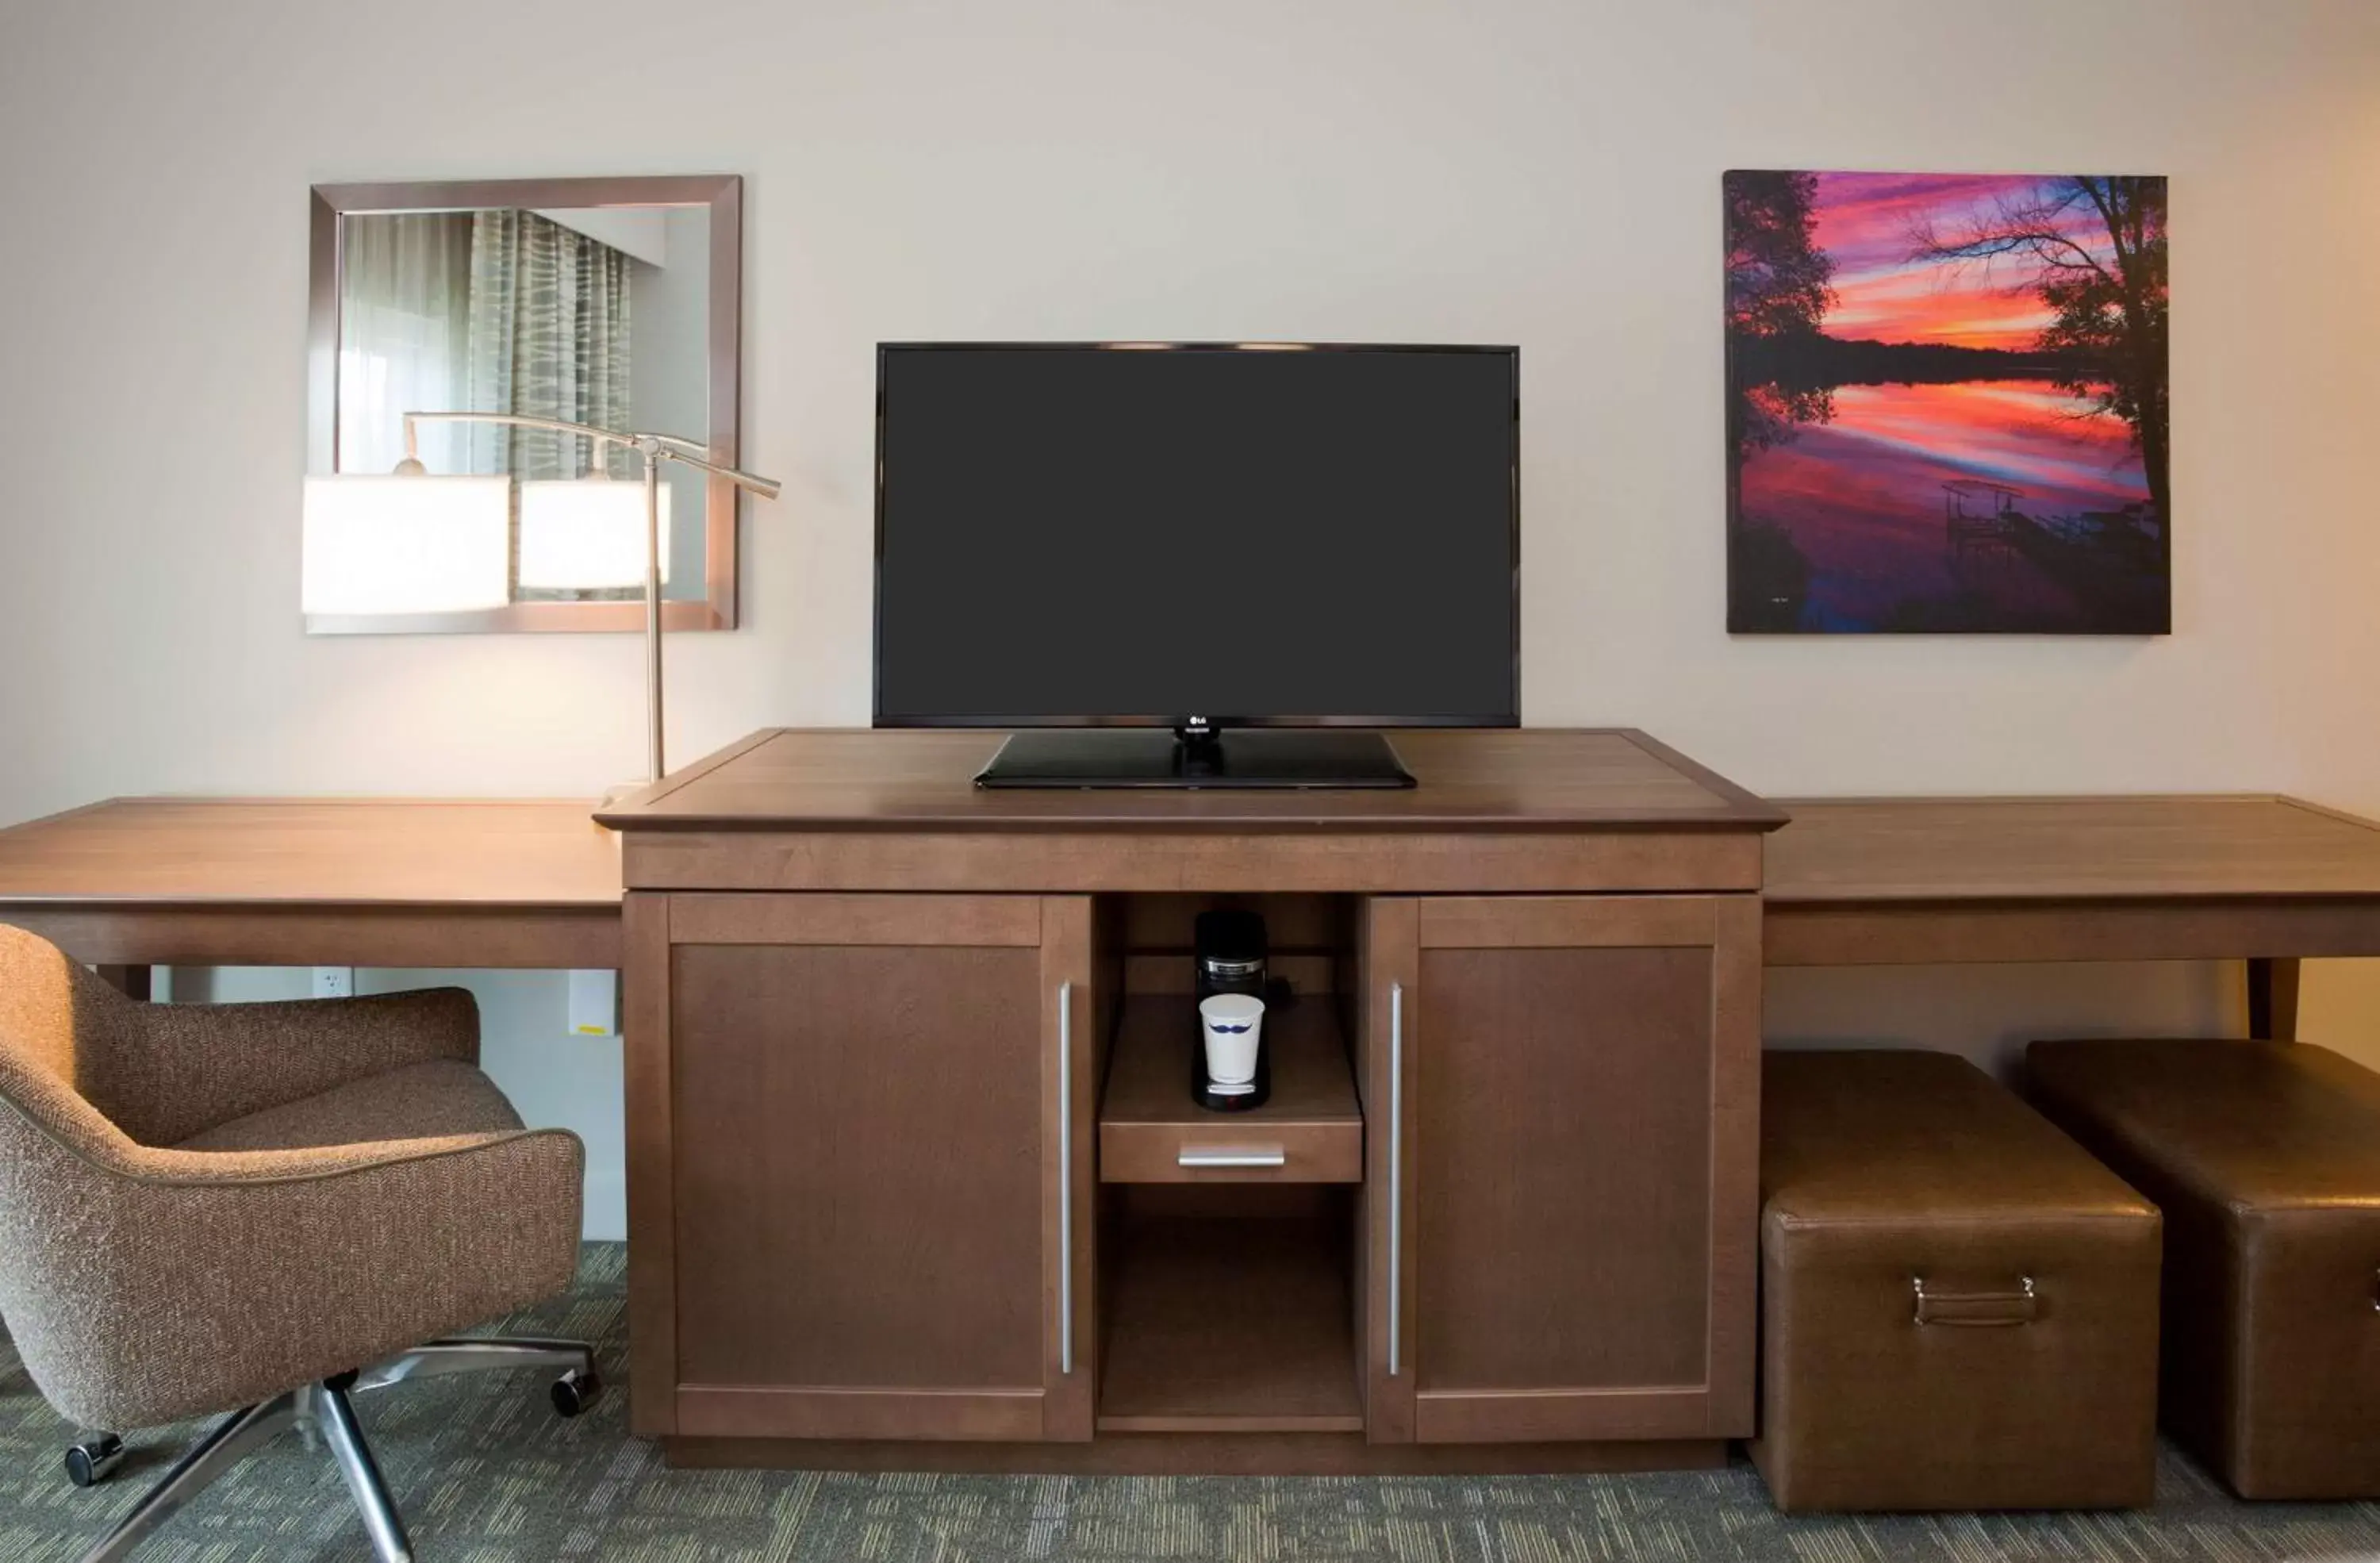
[{"xmin": 1199, "ymin": 993, "xmax": 1265, "ymax": 1091}]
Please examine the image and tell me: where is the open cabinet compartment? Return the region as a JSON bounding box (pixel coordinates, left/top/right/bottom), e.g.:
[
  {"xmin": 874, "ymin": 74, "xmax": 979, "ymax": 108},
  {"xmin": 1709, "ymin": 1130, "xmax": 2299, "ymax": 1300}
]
[
  {"xmin": 1096, "ymin": 1185, "xmax": 1365, "ymax": 1434},
  {"xmin": 1091, "ymin": 893, "xmax": 1368, "ymax": 1435}
]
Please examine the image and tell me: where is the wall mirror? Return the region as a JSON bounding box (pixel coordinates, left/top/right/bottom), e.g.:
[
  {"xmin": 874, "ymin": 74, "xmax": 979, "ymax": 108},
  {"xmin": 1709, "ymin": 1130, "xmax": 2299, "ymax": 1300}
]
[{"xmin": 307, "ymin": 175, "xmax": 743, "ymax": 632}]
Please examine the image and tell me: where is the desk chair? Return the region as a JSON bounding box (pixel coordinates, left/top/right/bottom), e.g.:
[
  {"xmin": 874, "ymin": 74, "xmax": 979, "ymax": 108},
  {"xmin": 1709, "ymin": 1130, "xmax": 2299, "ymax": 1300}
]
[{"xmin": 0, "ymin": 926, "xmax": 597, "ymax": 1562}]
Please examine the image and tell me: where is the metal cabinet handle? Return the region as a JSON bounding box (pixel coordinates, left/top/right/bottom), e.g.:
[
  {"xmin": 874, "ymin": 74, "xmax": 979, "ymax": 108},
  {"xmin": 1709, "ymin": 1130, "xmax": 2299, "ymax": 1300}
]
[
  {"xmin": 1058, "ymin": 979, "xmax": 1073, "ymax": 1375},
  {"xmin": 1388, "ymin": 979, "xmax": 1403, "ymax": 1378},
  {"xmin": 1177, "ymin": 1146, "xmax": 1288, "ymax": 1168}
]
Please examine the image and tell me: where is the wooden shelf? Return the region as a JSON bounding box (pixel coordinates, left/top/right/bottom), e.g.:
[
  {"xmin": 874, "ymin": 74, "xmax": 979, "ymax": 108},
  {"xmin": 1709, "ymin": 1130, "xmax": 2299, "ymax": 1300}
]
[
  {"xmin": 1099, "ymin": 995, "xmax": 1362, "ymax": 1182},
  {"xmin": 1098, "ymin": 1214, "xmax": 1363, "ymax": 1434}
]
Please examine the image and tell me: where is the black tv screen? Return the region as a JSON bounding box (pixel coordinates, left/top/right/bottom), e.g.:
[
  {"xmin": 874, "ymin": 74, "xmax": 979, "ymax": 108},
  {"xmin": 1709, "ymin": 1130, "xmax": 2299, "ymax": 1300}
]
[{"xmin": 873, "ymin": 344, "xmax": 1518, "ymax": 728}]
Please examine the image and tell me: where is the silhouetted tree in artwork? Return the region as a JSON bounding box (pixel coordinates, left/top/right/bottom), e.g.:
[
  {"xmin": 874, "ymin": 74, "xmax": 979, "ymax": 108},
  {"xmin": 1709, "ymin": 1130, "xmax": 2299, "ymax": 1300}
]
[
  {"xmin": 1911, "ymin": 177, "xmax": 2169, "ymax": 524},
  {"xmin": 1725, "ymin": 172, "xmax": 1838, "ymax": 471},
  {"xmin": 1724, "ymin": 170, "xmax": 1837, "ymax": 628}
]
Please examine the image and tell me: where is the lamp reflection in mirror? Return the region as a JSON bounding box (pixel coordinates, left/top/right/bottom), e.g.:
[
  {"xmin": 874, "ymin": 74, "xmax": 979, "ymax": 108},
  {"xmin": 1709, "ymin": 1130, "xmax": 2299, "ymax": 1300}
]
[
  {"xmin": 311, "ymin": 410, "xmax": 780, "ymax": 786},
  {"xmin": 518, "ymin": 479, "xmax": 672, "ymax": 591},
  {"xmin": 300, "ymin": 474, "xmax": 511, "ymax": 614}
]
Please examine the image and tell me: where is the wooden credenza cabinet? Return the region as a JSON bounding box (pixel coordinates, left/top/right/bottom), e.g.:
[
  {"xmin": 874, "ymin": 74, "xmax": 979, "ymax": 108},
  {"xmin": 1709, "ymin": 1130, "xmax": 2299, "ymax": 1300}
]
[{"xmin": 602, "ymin": 728, "xmax": 1780, "ymax": 1474}]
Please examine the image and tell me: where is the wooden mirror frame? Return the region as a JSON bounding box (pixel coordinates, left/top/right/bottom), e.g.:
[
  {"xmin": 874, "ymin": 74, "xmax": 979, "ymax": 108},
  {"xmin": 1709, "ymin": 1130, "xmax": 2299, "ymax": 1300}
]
[{"xmin": 307, "ymin": 174, "xmax": 744, "ymax": 633}]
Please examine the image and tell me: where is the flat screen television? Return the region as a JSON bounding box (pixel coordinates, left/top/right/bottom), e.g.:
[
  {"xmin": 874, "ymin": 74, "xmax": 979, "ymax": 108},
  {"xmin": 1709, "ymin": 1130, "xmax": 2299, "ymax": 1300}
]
[{"xmin": 873, "ymin": 343, "xmax": 1519, "ymax": 787}]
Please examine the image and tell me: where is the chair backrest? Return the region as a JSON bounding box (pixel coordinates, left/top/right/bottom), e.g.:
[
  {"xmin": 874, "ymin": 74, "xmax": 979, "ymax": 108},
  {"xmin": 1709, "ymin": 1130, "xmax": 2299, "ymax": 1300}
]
[
  {"xmin": 0, "ymin": 925, "xmax": 146, "ymax": 1165},
  {"xmin": 0, "ymin": 927, "xmax": 186, "ymax": 1426}
]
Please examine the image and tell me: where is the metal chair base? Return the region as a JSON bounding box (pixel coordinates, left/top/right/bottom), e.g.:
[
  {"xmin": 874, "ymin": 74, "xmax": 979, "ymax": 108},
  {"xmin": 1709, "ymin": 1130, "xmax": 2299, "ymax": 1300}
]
[{"xmin": 75, "ymin": 1336, "xmax": 597, "ymax": 1563}]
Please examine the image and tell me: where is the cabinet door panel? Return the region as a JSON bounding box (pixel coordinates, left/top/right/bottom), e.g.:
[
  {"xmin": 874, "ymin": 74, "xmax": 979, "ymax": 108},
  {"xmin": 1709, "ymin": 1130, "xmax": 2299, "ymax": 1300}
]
[
  {"xmin": 674, "ymin": 942, "xmax": 1045, "ymax": 1391},
  {"xmin": 1416, "ymin": 944, "xmax": 1714, "ymax": 1392},
  {"xmin": 1365, "ymin": 894, "xmax": 1759, "ymax": 1446}
]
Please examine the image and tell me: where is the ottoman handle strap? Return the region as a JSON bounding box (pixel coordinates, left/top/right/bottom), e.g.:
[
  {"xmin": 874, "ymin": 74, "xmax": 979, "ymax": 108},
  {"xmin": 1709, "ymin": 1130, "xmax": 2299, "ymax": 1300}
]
[{"xmin": 1912, "ymin": 1275, "xmax": 2038, "ymax": 1327}]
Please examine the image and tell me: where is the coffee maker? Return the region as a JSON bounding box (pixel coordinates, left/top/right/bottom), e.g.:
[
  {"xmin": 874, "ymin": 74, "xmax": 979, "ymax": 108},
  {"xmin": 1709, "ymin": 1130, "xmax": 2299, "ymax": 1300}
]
[{"xmin": 1192, "ymin": 908, "xmax": 1271, "ymax": 1111}]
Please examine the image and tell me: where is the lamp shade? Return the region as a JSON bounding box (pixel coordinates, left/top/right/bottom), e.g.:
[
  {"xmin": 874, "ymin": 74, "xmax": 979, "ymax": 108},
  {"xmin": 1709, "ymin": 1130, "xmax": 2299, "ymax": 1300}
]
[
  {"xmin": 301, "ymin": 474, "xmax": 511, "ymax": 615},
  {"xmin": 518, "ymin": 478, "xmax": 672, "ymax": 591}
]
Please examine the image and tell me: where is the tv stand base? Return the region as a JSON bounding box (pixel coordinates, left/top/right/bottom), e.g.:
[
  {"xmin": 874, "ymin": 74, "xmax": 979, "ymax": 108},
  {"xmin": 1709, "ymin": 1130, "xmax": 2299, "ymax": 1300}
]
[{"xmin": 973, "ymin": 729, "xmax": 1416, "ymax": 789}]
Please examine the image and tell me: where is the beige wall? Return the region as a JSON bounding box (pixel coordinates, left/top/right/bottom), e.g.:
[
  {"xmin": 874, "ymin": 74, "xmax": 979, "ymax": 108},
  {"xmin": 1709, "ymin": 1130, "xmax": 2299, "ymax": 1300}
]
[
  {"xmin": 4, "ymin": 0, "xmax": 2378, "ymax": 1235},
  {"xmin": 2308, "ymin": 965, "xmax": 2380, "ymax": 1072}
]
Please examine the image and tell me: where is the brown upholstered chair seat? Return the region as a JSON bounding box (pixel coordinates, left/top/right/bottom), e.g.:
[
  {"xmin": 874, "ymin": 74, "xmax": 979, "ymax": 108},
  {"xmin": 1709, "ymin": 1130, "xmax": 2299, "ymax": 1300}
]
[
  {"xmin": 2029, "ymin": 1038, "xmax": 2380, "ymax": 1500},
  {"xmin": 1753, "ymin": 1050, "xmax": 2163, "ymax": 1512},
  {"xmin": 175, "ymin": 1058, "xmax": 524, "ymax": 1154}
]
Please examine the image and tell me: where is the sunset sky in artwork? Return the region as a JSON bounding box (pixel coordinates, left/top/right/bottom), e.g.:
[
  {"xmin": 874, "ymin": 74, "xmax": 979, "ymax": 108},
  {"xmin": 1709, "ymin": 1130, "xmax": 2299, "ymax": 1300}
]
[{"xmin": 1812, "ymin": 172, "xmax": 2117, "ymax": 349}]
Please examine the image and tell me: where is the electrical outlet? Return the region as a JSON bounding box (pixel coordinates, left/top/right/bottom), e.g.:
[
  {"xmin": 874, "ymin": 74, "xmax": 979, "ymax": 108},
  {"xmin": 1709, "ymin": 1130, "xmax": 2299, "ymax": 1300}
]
[{"xmin": 311, "ymin": 966, "xmax": 355, "ymax": 1000}]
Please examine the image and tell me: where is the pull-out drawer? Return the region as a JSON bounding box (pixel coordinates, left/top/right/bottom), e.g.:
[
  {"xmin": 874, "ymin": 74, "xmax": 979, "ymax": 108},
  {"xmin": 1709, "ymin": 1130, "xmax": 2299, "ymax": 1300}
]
[{"xmin": 1098, "ymin": 998, "xmax": 1361, "ymax": 1183}]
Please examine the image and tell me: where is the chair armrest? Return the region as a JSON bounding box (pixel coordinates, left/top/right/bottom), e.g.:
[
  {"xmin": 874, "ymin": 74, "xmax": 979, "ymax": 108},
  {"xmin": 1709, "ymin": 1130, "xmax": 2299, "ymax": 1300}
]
[
  {"xmin": 0, "ymin": 1121, "xmax": 584, "ymax": 1431},
  {"xmin": 88, "ymin": 987, "xmax": 480, "ymax": 1148}
]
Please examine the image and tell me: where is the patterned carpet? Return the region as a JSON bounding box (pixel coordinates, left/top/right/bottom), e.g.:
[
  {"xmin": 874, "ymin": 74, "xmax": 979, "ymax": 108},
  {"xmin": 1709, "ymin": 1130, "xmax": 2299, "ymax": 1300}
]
[{"xmin": 3, "ymin": 1245, "xmax": 2378, "ymax": 1561}]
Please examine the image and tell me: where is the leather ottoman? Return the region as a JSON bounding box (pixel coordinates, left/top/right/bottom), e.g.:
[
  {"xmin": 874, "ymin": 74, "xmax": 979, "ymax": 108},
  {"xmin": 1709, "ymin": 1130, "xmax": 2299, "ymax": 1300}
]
[
  {"xmin": 2029, "ymin": 1038, "xmax": 2380, "ymax": 1500},
  {"xmin": 1754, "ymin": 1050, "xmax": 2162, "ymax": 1512}
]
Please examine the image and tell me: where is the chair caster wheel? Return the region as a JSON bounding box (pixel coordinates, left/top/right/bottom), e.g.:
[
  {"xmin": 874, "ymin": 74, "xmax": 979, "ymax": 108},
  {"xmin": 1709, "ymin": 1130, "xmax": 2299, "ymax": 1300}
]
[
  {"xmin": 64, "ymin": 1433, "xmax": 125, "ymax": 1488},
  {"xmin": 551, "ymin": 1365, "xmax": 601, "ymax": 1418}
]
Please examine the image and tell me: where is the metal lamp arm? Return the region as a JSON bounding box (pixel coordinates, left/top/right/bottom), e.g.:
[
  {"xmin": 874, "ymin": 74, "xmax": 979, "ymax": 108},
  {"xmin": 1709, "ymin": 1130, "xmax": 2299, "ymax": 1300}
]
[
  {"xmin": 400, "ymin": 410, "xmax": 631, "ymax": 470},
  {"xmin": 397, "ymin": 411, "xmax": 780, "ymax": 496},
  {"xmin": 647, "ymin": 440, "xmax": 781, "ymax": 497}
]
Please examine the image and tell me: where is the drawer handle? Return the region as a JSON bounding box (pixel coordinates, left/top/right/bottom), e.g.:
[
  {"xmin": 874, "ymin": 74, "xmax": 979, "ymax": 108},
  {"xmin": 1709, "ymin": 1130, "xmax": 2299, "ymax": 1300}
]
[
  {"xmin": 1177, "ymin": 1146, "xmax": 1288, "ymax": 1169},
  {"xmin": 1913, "ymin": 1275, "xmax": 2038, "ymax": 1327}
]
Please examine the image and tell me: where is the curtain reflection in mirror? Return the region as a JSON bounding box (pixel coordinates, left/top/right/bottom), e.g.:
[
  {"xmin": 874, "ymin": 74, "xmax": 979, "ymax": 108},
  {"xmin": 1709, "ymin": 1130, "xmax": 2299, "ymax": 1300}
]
[
  {"xmin": 462, "ymin": 211, "xmax": 635, "ymax": 486},
  {"xmin": 336, "ymin": 214, "xmax": 472, "ymax": 475}
]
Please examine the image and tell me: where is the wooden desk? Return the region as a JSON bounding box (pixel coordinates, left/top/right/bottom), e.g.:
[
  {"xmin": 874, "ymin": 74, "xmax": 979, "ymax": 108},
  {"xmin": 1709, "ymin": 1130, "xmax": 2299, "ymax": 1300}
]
[
  {"xmin": 0, "ymin": 798, "xmax": 623, "ymax": 977},
  {"xmin": 10, "ymin": 760, "xmax": 2380, "ymax": 1475},
  {"xmin": 1764, "ymin": 794, "xmax": 2380, "ymax": 1039},
  {"xmin": 15, "ymin": 788, "xmax": 2368, "ymax": 970}
]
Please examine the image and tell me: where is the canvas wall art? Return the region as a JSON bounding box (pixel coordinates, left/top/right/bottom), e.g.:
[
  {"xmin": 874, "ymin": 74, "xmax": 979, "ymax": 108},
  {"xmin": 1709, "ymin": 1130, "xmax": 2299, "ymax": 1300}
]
[{"xmin": 1724, "ymin": 171, "xmax": 2169, "ymax": 634}]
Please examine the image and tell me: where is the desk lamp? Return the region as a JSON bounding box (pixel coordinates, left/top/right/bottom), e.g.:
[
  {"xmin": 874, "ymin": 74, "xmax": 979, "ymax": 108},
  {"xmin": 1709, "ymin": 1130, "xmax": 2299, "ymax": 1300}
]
[{"xmin": 305, "ymin": 413, "xmax": 780, "ymax": 788}]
